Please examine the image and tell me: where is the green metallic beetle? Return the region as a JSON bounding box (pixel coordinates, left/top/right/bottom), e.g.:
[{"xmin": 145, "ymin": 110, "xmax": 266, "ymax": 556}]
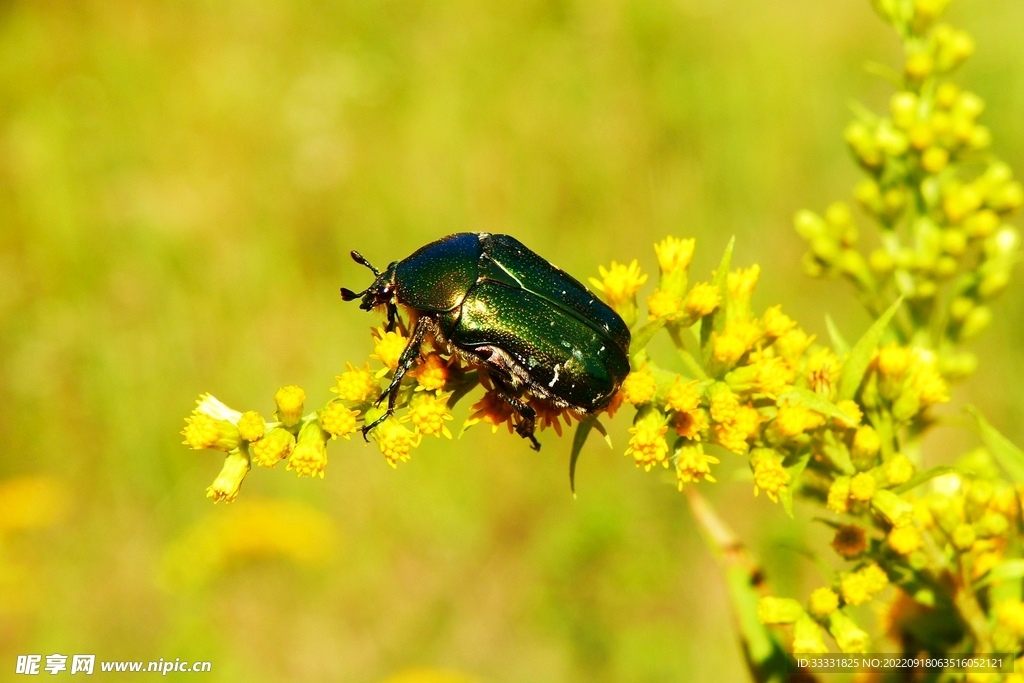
[{"xmin": 340, "ymin": 233, "xmax": 630, "ymax": 449}]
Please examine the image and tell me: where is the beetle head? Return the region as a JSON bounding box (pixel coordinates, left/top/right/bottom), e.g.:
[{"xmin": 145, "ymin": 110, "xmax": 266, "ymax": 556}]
[{"xmin": 340, "ymin": 251, "xmax": 398, "ymax": 311}]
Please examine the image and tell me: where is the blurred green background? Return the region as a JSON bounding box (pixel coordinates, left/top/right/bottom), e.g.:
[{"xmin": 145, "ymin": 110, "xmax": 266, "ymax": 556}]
[{"xmin": 1, "ymin": 0, "xmax": 1021, "ymax": 680}]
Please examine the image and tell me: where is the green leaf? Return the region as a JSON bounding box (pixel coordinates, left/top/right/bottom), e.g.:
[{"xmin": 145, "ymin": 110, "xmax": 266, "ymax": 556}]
[
  {"xmin": 569, "ymin": 416, "xmax": 603, "ymax": 496},
  {"xmin": 966, "ymin": 405, "xmax": 1024, "ymax": 483},
  {"xmin": 974, "ymin": 559, "xmax": 1024, "ymax": 589},
  {"xmin": 825, "ymin": 315, "xmax": 850, "ymax": 357},
  {"xmin": 838, "ymin": 296, "xmax": 903, "ymax": 401},
  {"xmin": 780, "ymin": 452, "xmax": 811, "ymax": 519},
  {"xmin": 778, "ymin": 388, "xmax": 856, "ymax": 424},
  {"xmin": 629, "ymin": 317, "xmax": 666, "ymax": 359},
  {"xmin": 893, "ymin": 465, "xmax": 963, "ymax": 494},
  {"xmin": 701, "ymin": 236, "xmax": 735, "ymax": 359}
]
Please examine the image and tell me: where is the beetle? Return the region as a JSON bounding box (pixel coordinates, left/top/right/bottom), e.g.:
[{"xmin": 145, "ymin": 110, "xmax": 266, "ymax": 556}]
[{"xmin": 340, "ymin": 233, "xmax": 630, "ymax": 450}]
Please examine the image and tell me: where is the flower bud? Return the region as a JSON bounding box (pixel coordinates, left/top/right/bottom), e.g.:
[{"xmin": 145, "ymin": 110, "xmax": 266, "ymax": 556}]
[
  {"xmin": 251, "ymin": 427, "xmax": 295, "ymax": 468},
  {"xmin": 757, "ymin": 596, "xmax": 803, "ymax": 625},
  {"xmin": 959, "ymin": 305, "xmax": 992, "ymax": 340},
  {"xmin": 890, "ymin": 92, "xmax": 918, "ymax": 130},
  {"xmin": 905, "ymin": 52, "xmax": 933, "ymax": 80},
  {"xmin": 935, "ymin": 81, "xmax": 959, "ymax": 109},
  {"xmin": 828, "ymin": 611, "xmax": 869, "ymax": 654},
  {"xmin": 875, "ymin": 121, "xmax": 909, "ymax": 156},
  {"xmin": 951, "ymin": 523, "xmax": 976, "ymax": 551},
  {"xmin": 274, "ymin": 385, "xmax": 306, "ymax": 428},
  {"xmin": 793, "ymin": 614, "xmax": 829, "ymax": 654},
  {"xmin": 237, "ymin": 411, "xmax": 266, "ymax": 442},
  {"xmin": 963, "ymin": 210, "xmax": 999, "ymax": 238},
  {"xmin": 921, "ymin": 147, "xmax": 949, "ymax": 174},
  {"xmin": 206, "ymin": 449, "xmax": 250, "ymax": 503},
  {"xmin": 978, "ymin": 269, "xmax": 1011, "ymax": 300}
]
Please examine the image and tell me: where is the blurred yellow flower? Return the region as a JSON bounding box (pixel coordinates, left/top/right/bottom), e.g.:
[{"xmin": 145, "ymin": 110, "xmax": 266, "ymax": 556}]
[
  {"xmin": 0, "ymin": 477, "xmax": 71, "ymax": 533},
  {"xmin": 761, "ymin": 305, "xmax": 796, "ymax": 338},
  {"xmin": 773, "ymin": 403, "xmax": 825, "ymax": 438},
  {"xmin": 381, "ymin": 669, "xmax": 477, "ymax": 683},
  {"xmin": 752, "ymin": 450, "xmax": 789, "ymax": 503},
  {"xmin": 887, "ymin": 525, "xmax": 922, "ymax": 555},
  {"xmin": 831, "ymin": 524, "xmax": 867, "ymax": 558},
  {"xmin": 808, "ymin": 587, "xmax": 840, "ymax": 618},
  {"xmin": 675, "ymin": 444, "xmax": 718, "ymax": 488},
  {"xmin": 849, "ymin": 472, "xmax": 877, "ymax": 502}
]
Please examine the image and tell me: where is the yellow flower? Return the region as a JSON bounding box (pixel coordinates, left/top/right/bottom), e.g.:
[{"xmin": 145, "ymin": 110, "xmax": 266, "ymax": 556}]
[
  {"xmin": 757, "ymin": 596, "xmax": 803, "ymax": 625},
  {"xmin": 287, "ymin": 421, "xmax": 329, "ymax": 479},
  {"xmin": 773, "ymin": 403, "xmax": 825, "ymax": 438},
  {"xmin": 647, "ymin": 288, "xmax": 682, "ymax": 319},
  {"xmin": 805, "ymin": 348, "xmax": 841, "ymax": 397},
  {"xmin": 182, "ymin": 412, "xmax": 240, "ymax": 452},
  {"xmin": 841, "ymin": 563, "xmax": 888, "ymax": 606},
  {"xmin": 673, "ymin": 408, "xmax": 708, "ymax": 440},
  {"xmin": 588, "ymin": 260, "xmax": 648, "ymax": 306},
  {"xmin": 827, "ymin": 477, "xmax": 851, "ymax": 514},
  {"xmin": 828, "ymin": 611, "xmax": 869, "ymax": 654},
  {"xmin": 621, "ymin": 367, "xmax": 658, "ymax": 405},
  {"xmin": 251, "ymin": 427, "xmax": 295, "ymax": 468},
  {"xmin": 675, "ymin": 444, "xmax": 719, "ymax": 488},
  {"xmin": 834, "ymin": 400, "xmax": 862, "ymax": 429},
  {"xmin": 888, "ymin": 525, "xmax": 922, "ymax": 555},
  {"xmin": 752, "ymin": 449, "xmax": 790, "ymax": 503},
  {"xmin": 684, "ymin": 282, "xmax": 721, "ymax": 317},
  {"xmin": 654, "ymin": 236, "xmax": 695, "ymax": 274},
  {"xmin": 876, "ymin": 342, "xmax": 910, "ymax": 379},
  {"xmin": 727, "ymin": 264, "xmax": 761, "ymax": 300},
  {"xmin": 206, "ymin": 450, "xmax": 250, "ymax": 503},
  {"xmin": 712, "ymin": 331, "xmax": 747, "ymax": 366},
  {"xmin": 274, "ymin": 385, "xmax": 306, "ymax": 427},
  {"xmin": 371, "ymin": 414, "xmax": 422, "ymax": 468},
  {"xmin": 852, "ymin": 425, "xmax": 881, "ymax": 460},
  {"xmin": 733, "ymin": 404, "xmax": 763, "ymax": 439},
  {"xmin": 754, "ymin": 356, "xmax": 795, "ymax": 396},
  {"xmin": 625, "ymin": 416, "xmax": 670, "ymax": 471},
  {"xmin": 808, "ymin": 587, "xmax": 840, "ymax": 619},
  {"xmin": 0, "ymin": 477, "xmax": 71, "ymax": 532},
  {"xmin": 236, "ymin": 411, "xmax": 266, "ymax": 442},
  {"xmin": 665, "ymin": 377, "xmax": 700, "ymax": 413},
  {"xmin": 774, "ymin": 328, "xmax": 815, "ymax": 360},
  {"xmin": 793, "ymin": 614, "xmax": 829, "ymax": 654},
  {"xmin": 371, "ymin": 327, "xmax": 409, "ymax": 376},
  {"xmin": 408, "ymin": 393, "xmax": 454, "ymax": 439},
  {"xmin": 831, "ymin": 524, "xmax": 868, "ymax": 559},
  {"xmin": 997, "ymin": 600, "xmax": 1024, "ymax": 638},
  {"xmin": 910, "ymin": 358, "xmax": 950, "ymax": 405},
  {"xmin": 709, "ymin": 384, "xmax": 739, "ymax": 424},
  {"xmin": 320, "ymin": 402, "xmax": 360, "ymax": 440},
  {"xmin": 849, "ymin": 472, "xmax": 877, "ymax": 502},
  {"xmin": 464, "ymin": 391, "xmax": 515, "ymax": 434},
  {"xmin": 414, "ymin": 353, "xmax": 451, "ymax": 392},
  {"xmin": 529, "ymin": 397, "xmax": 575, "ymax": 437},
  {"xmin": 952, "ymin": 523, "xmax": 976, "ymax": 551},
  {"xmin": 713, "ymin": 422, "xmax": 748, "ymax": 454},
  {"xmin": 761, "ymin": 305, "xmax": 796, "ymax": 338},
  {"xmin": 333, "ymin": 362, "xmax": 380, "ymax": 403},
  {"xmin": 885, "ymin": 454, "xmax": 915, "ymax": 486}
]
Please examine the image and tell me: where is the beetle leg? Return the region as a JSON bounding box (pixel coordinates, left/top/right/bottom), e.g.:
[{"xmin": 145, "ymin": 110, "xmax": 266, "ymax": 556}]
[
  {"xmin": 385, "ymin": 302, "xmax": 399, "ymax": 332},
  {"xmin": 489, "ymin": 375, "xmax": 541, "ymax": 451},
  {"xmin": 361, "ymin": 316, "xmax": 430, "ymax": 440}
]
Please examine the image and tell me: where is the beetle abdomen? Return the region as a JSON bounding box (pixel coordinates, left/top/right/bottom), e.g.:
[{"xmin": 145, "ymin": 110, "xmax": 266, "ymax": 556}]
[{"xmin": 454, "ymin": 280, "xmax": 629, "ymax": 410}]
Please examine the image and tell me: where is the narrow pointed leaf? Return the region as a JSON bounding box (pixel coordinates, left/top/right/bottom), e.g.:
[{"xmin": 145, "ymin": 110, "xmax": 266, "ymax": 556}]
[
  {"xmin": 838, "ymin": 297, "xmax": 903, "ymax": 400},
  {"xmin": 629, "ymin": 318, "xmax": 666, "ymax": 359},
  {"xmin": 569, "ymin": 416, "xmax": 597, "ymax": 496},
  {"xmin": 701, "ymin": 236, "xmax": 735, "ymax": 358},
  {"xmin": 967, "ymin": 405, "xmax": 1024, "ymax": 483},
  {"xmin": 778, "ymin": 388, "xmax": 856, "ymax": 424},
  {"xmin": 893, "ymin": 465, "xmax": 964, "ymax": 494},
  {"xmin": 974, "ymin": 559, "xmax": 1024, "ymax": 588},
  {"xmin": 781, "ymin": 452, "xmax": 811, "ymax": 518}
]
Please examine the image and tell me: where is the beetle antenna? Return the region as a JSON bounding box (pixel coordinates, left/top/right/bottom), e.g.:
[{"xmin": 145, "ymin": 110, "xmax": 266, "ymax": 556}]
[
  {"xmin": 339, "ymin": 286, "xmax": 366, "ymax": 301},
  {"xmin": 350, "ymin": 250, "xmax": 380, "ymax": 276}
]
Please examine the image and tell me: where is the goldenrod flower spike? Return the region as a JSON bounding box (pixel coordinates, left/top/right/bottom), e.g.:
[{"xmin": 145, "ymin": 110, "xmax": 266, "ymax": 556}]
[
  {"xmin": 370, "ymin": 326, "xmax": 409, "ymax": 377},
  {"xmin": 320, "ymin": 402, "xmax": 361, "ymax": 440},
  {"xmin": 287, "ymin": 420, "xmax": 329, "ymax": 479},
  {"xmin": 274, "ymin": 385, "xmax": 306, "ymax": 427},
  {"xmin": 206, "ymin": 449, "xmax": 251, "ymax": 503},
  {"xmin": 624, "ymin": 409, "xmax": 670, "ymax": 471},
  {"xmin": 251, "ymin": 427, "xmax": 295, "ymax": 468},
  {"xmin": 333, "ymin": 362, "xmax": 379, "ymax": 403},
  {"xmin": 408, "ymin": 392, "xmax": 454, "ymax": 439}
]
